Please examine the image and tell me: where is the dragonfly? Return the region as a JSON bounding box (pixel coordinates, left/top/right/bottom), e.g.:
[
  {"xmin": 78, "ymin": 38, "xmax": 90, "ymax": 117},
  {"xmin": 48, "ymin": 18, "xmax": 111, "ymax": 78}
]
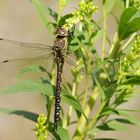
[{"xmin": 0, "ymin": 26, "xmax": 76, "ymax": 130}]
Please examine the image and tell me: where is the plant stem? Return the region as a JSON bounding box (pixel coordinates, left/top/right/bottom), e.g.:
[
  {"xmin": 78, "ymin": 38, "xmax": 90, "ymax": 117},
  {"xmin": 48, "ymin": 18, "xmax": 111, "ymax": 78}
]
[
  {"xmin": 126, "ymin": 0, "xmax": 130, "ymax": 8},
  {"xmin": 82, "ymin": 58, "xmax": 90, "ymax": 108},
  {"xmin": 79, "ymin": 101, "xmax": 106, "ymax": 139},
  {"xmin": 82, "ymin": 23, "xmax": 93, "ymax": 107},
  {"xmin": 109, "ymin": 39, "xmax": 121, "ymax": 59},
  {"xmin": 121, "ymin": 33, "xmax": 136, "ymax": 51},
  {"xmin": 102, "ymin": 5, "xmax": 107, "ymax": 61},
  {"xmin": 72, "ymin": 88, "xmax": 100, "ymax": 140}
]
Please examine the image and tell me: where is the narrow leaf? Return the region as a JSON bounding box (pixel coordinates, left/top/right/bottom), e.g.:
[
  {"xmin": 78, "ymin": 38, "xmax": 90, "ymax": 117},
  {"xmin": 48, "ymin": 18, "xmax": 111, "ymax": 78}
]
[
  {"xmin": 123, "ymin": 75, "xmax": 140, "ymax": 85},
  {"xmin": 97, "ymin": 119, "xmax": 128, "ymax": 131},
  {"xmin": 62, "ymin": 94, "xmax": 82, "ymax": 112},
  {"xmin": 117, "ymin": 109, "xmax": 140, "ymax": 126},
  {"xmin": 0, "ymin": 108, "xmax": 38, "ymax": 122},
  {"xmin": 92, "ymin": 72, "xmax": 106, "ymax": 101},
  {"xmin": 114, "ymin": 118, "xmax": 136, "ymax": 125},
  {"xmin": 1, "ymin": 80, "xmax": 53, "ymax": 96},
  {"xmin": 57, "ymin": 126, "xmax": 70, "ymax": 140},
  {"xmin": 18, "ymin": 64, "xmax": 46, "ymax": 76},
  {"xmin": 98, "ymin": 107, "xmax": 119, "ymax": 119},
  {"xmin": 61, "ymin": 90, "xmax": 88, "ymax": 121}
]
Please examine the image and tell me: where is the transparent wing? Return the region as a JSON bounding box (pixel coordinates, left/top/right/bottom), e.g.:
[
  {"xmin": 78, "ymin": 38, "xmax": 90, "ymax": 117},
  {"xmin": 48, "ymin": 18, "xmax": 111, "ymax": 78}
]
[
  {"xmin": 0, "ymin": 38, "xmax": 55, "ymax": 77},
  {"xmin": 65, "ymin": 52, "xmax": 86, "ymax": 72},
  {"xmin": 0, "ymin": 53, "xmax": 54, "ymax": 64},
  {"xmin": 0, "ymin": 38, "xmax": 52, "ymax": 49},
  {"xmin": 0, "ymin": 38, "xmax": 54, "ymax": 64}
]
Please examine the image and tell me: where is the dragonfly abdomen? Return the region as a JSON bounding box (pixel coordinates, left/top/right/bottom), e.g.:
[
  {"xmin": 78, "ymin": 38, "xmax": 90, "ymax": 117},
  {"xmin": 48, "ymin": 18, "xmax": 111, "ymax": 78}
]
[{"xmin": 54, "ymin": 56, "xmax": 64, "ymax": 130}]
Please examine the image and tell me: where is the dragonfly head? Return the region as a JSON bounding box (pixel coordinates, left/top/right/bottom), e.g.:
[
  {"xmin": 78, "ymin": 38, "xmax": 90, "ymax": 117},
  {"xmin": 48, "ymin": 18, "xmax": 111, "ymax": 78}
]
[{"xmin": 55, "ymin": 27, "xmax": 68, "ymax": 37}]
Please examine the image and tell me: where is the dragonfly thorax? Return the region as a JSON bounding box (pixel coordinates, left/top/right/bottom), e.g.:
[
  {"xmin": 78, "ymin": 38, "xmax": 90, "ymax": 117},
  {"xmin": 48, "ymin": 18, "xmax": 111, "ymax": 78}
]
[
  {"xmin": 53, "ymin": 38, "xmax": 66, "ymax": 50},
  {"xmin": 55, "ymin": 27, "xmax": 68, "ymax": 37},
  {"xmin": 53, "ymin": 33, "xmax": 68, "ymax": 59}
]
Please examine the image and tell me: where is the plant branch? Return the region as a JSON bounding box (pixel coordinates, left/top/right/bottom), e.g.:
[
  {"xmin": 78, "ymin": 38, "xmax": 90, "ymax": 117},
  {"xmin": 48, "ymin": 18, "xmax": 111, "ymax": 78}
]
[
  {"xmin": 121, "ymin": 33, "xmax": 137, "ymax": 51},
  {"xmin": 109, "ymin": 39, "xmax": 121, "ymax": 59},
  {"xmin": 78, "ymin": 100, "xmax": 106, "ymax": 140},
  {"xmin": 72, "ymin": 88, "xmax": 100, "ymax": 140},
  {"xmin": 102, "ymin": 5, "xmax": 107, "ymax": 61},
  {"xmin": 126, "ymin": 0, "xmax": 130, "ymax": 8}
]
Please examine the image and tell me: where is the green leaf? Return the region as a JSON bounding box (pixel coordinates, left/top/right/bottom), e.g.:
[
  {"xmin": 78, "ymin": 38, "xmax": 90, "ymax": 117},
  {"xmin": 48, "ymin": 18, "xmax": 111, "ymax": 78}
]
[
  {"xmin": 89, "ymin": 30, "xmax": 104, "ymax": 45},
  {"xmin": 92, "ymin": 72, "xmax": 106, "ymax": 101},
  {"xmin": 123, "ymin": 75, "xmax": 140, "ymax": 85},
  {"xmin": 118, "ymin": 7, "xmax": 138, "ymax": 40},
  {"xmin": 98, "ymin": 107, "xmax": 119, "ymax": 119},
  {"xmin": 120, "ymin": 109, "xmax": 140, "ymax": 113},
  {"xmin": 104, "ymin": 83, "xmax": 117, "ymax": 101},
  {"xmin": 116, "ymin": 109, "xmax": 140, "ymax": 126},
  {"xmin": 31, "ymin": 0, "xmax": 55, "ymax": 33},
  {"xmin": 0, "ymin": 108, "xmax": 38, "ymax": 122},
  {"xmin": 114, "ymin": 118, "xmax": 136, "ymax": 125},
  {"xmin": 69, "ymin": 37, "xmax": 80, "ymax": 52},
  {"xmin": 88, "ymin": 127, "xmax": 119, "ymax": 140},
  {"xmin": 62, "ymin": 93, "xmax": 82, "ymax": 112},
  {"xmin": 48, "ymin": 123, "xmax": 70, "ymax": 140},
  {"xmin": 97, "ymin": 119, "xmax": 128, "ymax": 131},
  {"xmin": 47, "ymin": 123, "xmax": 61, "ymax": 140},
  {"xmin": 130, "ymin": 9, "xmax": 140, "ymax": 20},
  {"xmin": 18, "ymin": 64, "xmax": 46, "ymax": 76},
  {"xmin": 104, "ymin": 0, "xmax": 117, "ymax": 14},
  {"xmin": 58, "ymin": 14, "xmax": 74, "ymax": 26},
  {"xmin": 57, "ymin": 126, "xmax": 70, "ymax": 140},
  {"xmin": 61, "ymin": 90, "xmax": 88, "ymax": 121},
  {"xmin": 120, "ymin": 17, "xmax": 140, "ymax": 40},
  {"xmin": 1, "ymin": 80, "xmax": 53, "ymax": 96}
]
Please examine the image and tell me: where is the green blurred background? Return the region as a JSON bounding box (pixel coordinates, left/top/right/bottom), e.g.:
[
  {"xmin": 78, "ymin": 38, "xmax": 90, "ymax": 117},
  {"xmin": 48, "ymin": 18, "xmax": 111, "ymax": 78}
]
[{"xmin": 0, "ymin": 0, "xmax": 139, "ymax": 139}]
